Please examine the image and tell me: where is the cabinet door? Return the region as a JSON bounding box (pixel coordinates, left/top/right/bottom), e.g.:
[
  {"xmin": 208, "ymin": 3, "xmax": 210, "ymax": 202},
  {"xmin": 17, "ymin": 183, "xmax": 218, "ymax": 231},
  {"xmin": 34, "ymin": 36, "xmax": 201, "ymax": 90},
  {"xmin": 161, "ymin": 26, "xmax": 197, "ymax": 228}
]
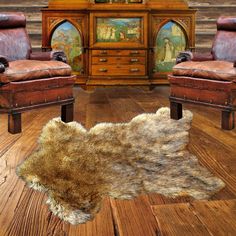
[
  {"xmin": 46, "ymin": 13, "xmax": 88, "ymax": 79},
  {"xmin": 154, "ymin": 21, "xmax": 186, "ymax": 73},
  {"xmin": 51, "ymin": 21, "xmax": 85, "ymax": 75},
  {"xmin": 150, "ymin": 14, "xmax": 195, "ymax": 83}
]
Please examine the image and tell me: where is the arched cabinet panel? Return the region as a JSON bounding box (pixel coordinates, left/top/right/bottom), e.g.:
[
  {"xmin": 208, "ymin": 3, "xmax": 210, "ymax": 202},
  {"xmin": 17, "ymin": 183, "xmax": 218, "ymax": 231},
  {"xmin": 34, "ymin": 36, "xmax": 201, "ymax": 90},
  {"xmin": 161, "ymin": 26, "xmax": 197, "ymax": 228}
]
[
  {"xmin": 51, "ymin": 21, "xmax": 84, "ymax": 74},
  {"xmin": 154, "ymin": 21, "xmax": 187, "ymax": 73},
  {"xmin": 42, "ymin": 13, "xmax": 88, "ymax": 84},
  {"xmin": 150, "ymin": 15, "xmax": 195, "ymax": 84}
]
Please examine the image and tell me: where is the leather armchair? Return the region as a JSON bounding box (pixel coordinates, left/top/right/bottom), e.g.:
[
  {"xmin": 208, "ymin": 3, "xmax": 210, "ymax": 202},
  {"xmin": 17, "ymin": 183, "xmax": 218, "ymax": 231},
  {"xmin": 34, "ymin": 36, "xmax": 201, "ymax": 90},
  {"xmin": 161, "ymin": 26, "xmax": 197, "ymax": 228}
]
[
  {"xmin": 0, "ymin": 12, "xmax": 75, "ymax": 133},
  {"xmin": 169, "ymin": 16, "xmax": 236, "ymax": 130}
]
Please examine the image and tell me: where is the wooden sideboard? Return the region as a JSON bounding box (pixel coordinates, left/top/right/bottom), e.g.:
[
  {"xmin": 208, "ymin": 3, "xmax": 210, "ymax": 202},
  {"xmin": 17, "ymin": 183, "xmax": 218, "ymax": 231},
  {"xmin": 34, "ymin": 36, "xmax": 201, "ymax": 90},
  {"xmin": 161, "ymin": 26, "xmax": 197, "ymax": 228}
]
[{"xmin": 42, "ymin": 0, "xmax": 196, "ymax": 88}]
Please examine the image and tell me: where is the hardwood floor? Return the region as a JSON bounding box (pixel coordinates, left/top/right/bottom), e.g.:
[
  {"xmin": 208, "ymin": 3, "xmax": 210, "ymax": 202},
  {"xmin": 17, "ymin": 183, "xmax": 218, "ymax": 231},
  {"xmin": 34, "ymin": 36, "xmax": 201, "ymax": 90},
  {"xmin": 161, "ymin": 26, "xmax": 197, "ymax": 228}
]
[{"xmin": 0, "ymin": 86, "xmax": 236, "ymax": 236}]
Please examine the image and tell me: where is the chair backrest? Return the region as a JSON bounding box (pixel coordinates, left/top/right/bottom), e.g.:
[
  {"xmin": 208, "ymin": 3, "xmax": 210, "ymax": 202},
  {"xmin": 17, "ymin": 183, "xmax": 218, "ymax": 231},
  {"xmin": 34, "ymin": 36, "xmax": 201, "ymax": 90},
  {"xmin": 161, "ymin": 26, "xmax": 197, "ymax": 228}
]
[
  {"xmin": 0, "ymin": 12, "xmax": 31, "ymax": 61},
  {"xmin": 212, "ymin": 17, "xmax": 236, "ymax": 62}
]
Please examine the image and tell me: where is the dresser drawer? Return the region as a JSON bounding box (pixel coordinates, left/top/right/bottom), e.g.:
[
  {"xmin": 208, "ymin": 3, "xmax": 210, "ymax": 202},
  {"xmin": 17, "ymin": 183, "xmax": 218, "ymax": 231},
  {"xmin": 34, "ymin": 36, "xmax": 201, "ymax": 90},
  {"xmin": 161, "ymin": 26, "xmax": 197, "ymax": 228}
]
[
  {"xmin": 92, "ymin": 49, "xmax": 146, "ymax": 57},
  {"xmin": 92, "ymin": 56, "xmax": 146, "ymax": 65},
  {"xmin": 92, "ymin": 65, "xmax": 146, "ymax": 76}
]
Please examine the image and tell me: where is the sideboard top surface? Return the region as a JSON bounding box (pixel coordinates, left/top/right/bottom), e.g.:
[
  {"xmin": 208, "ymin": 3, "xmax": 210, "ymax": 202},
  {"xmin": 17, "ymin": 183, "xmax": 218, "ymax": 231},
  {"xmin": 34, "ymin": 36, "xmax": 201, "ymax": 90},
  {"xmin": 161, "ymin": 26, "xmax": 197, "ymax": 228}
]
[{"xmin": 48, "ymin": 0, "xmax": 189, "ymax": 10}]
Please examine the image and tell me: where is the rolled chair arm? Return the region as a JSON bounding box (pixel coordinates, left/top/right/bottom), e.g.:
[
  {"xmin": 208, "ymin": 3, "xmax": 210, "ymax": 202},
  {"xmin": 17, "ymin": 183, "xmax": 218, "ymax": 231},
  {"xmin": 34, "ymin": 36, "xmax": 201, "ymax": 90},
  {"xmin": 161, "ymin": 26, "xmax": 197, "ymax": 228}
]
[
  {"xmin": 30, "ymin": 51, "xmax": 67, "ymax": 63},
  {"xmin": 176, "ymin": 51, "xmax": 214, "ymax": 64},
  {"xmin": 0, "ymin": 55, "xmax": 9, "ymax": 73},
  {"xmin": 176, "ymin": 51, "xmax": 193, "ymax": 64}
]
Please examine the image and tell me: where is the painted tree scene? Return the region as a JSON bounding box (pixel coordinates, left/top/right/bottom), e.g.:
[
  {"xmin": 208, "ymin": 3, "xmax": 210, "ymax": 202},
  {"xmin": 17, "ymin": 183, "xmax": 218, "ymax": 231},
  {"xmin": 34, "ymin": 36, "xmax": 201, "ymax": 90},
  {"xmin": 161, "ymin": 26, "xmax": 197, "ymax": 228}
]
[
  {"xmin": 96, "ymin": 18, "xmax": 142, "ymax": 43},
  {"xmin": 155, "ymin": 21, "xmax": 186, "ymax": 73},
  {"xmin": 51, "ymin": 21, "xmax": 83, "ymax": 73}
]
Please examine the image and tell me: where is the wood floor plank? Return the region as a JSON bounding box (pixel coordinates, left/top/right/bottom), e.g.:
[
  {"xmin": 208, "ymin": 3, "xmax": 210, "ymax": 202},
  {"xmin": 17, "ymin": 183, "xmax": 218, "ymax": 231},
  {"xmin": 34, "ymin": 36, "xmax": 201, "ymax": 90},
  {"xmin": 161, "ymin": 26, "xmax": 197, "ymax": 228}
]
[
  {"xmin": 189, "ymin": 127, "xmax": 236, "ymax": 196},
  {"xmin": 111, "ymin": 195, "xmax": 160, "ymax": 236},
  {"xmin": 191, "ymin": 113, "xmax": 236, "ymax": 151},
  {"xmin": 109, "ymin": 98, "xmax": 145, "ymax": 122},
  {"xmin": 6, "ymin": 190, "xmax": 50, "ymax": 236},
  {"xmin": 68, "ymin": 198, "xmax": 115, "ymax": 236},
  {"xmin": 152, "ymin": 203, "xmax": 212, "ymax": 236},
  {"xmin": 0, "ymin": 110, "xmax": 41, "ymax": 156},
  {"xmin": 191, "ymin": 200, "xmax": 236, "ymax": 236},
  {"xmin": 86, "ymin": 103, "xmax": 118, "ymax": 129},
  {"xmin": 105, "ymin": 87, "xmax": 131, "ymax": 99},
  {"xmin": 73, "ymin": 87, "xmax": 90, "ymax": 127},
  {"xmin": 89, "ymin": 88, "xmax": 110, "ymax": 104}
]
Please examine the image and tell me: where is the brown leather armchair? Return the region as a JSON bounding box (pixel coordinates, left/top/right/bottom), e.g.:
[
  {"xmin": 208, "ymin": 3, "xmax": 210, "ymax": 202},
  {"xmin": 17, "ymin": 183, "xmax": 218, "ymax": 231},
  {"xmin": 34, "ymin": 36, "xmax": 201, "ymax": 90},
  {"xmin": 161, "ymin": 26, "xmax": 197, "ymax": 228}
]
[
  {"xmin": 169, "ymin": 16, "xmax": 236, "ymax": 130},
  {"xmin": 0, "ymin": 12, "xmax": 75, "ymax": 134}
]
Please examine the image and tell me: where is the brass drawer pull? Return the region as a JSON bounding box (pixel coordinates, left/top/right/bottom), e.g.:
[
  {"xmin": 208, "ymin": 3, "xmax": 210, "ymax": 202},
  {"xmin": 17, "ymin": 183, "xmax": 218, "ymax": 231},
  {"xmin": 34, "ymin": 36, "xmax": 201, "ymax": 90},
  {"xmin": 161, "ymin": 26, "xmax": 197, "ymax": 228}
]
[
  {"xmin": 100, "ymin": 50, "xmax": 107, "ymax": 54},
  {"xmin": 99, "ymin": 58, "xmax": 108, "ymax": 62},
  {"xmin": 130, "ymin": 51, "xmax": 140, "ymax": 55},
  {"xmin": 130, "ymin": 58, "xmax": 139, "ymax": 62},
  {"xmin": 99, "ymin": 68, "xmax": 108, "ymax": 72},
  {"xmin": 130, "ymin": 68, "xmax": 140, "ymax": 72}
]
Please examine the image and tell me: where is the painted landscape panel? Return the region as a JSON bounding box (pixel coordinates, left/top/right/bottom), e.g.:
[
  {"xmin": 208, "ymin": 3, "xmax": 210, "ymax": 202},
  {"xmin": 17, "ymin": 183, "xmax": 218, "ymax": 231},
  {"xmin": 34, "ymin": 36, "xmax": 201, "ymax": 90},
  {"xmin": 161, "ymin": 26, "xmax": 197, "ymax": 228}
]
[
  {"xmin": 51, "ymin": 21, "xmax": 83, "ymax": 73},
  {"xmin": 96, "ymin": 18, "xmax": 142, "ymax": 43},
  {"xmin": 155, "ymin": 21, "xmax": 186, "ymax": 73}
]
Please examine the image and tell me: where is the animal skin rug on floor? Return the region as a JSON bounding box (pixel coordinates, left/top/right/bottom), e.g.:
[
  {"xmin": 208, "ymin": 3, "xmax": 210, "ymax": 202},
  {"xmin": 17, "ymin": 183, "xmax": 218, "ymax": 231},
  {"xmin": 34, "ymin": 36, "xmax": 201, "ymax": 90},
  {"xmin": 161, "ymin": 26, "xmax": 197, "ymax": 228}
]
[{"xmin": 17, "ymin": 107, "xmax": 225, "ymax": 225}]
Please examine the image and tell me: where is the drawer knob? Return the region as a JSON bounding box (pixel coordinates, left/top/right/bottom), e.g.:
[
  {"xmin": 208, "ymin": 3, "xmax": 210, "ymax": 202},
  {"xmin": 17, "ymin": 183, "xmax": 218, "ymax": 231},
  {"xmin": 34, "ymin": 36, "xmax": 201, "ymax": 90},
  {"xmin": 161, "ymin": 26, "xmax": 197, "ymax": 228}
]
[
  {"xmin": 130, "ymin": 58, "xmax": 139, "ymax": 62},
  {"xmin": 130, "ymin": 51, "xmax": 140, "ymax": 55},
  {"xmin": 99, "ymin": 68, "xmax": 108, "ymax": 72},
  {"xmin": 130, "ymin": 68, "xmax": 140, "ymax": 72},
  {"xmin": 100, "ymin": 50, "xmax": 107, "ymax": 54},
  {"xmin": 99, "ymin": 58, "xmax": 108, "ymax": 62}
]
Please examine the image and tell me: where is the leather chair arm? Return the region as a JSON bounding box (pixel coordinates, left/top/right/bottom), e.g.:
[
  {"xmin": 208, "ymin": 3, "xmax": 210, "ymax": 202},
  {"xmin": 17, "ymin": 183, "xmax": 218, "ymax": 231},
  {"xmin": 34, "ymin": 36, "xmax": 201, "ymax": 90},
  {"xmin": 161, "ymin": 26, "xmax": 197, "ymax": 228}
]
[
  {"xmin": 0, "ymin": 55, "xmax": 9, "ymax": 73},
  {"xmin": 176, "ymin": 51, "xmax": 214, "ymax": 64},
  {"xmin": 29, "ymin": 51, "xmax": 67, "ymax": 63}
]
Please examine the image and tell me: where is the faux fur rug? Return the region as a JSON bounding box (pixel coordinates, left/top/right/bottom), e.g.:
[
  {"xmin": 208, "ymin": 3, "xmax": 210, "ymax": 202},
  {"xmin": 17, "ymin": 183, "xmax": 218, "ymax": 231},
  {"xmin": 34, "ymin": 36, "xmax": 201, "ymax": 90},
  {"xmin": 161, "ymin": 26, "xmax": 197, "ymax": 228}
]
[{"xmin": 17, "ymin": 107, "xmax": 225, "ymax": 225}]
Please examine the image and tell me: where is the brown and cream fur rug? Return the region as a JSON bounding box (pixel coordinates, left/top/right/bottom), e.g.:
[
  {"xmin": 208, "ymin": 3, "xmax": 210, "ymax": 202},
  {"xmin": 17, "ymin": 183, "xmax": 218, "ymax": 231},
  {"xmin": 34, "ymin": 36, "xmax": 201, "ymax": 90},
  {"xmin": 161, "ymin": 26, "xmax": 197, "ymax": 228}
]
[{"xmin": 17, "ymin": 107, "xmax": 225, "ymax": 225}]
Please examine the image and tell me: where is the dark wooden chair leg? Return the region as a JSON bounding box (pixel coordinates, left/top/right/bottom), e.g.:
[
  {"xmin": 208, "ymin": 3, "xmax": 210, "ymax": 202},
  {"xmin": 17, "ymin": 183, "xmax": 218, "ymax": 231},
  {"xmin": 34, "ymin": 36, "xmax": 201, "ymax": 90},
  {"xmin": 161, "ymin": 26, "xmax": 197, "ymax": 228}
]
[
  {"xmin": 221, "ymin": 110, "xmax": 235, "ymax": 130},
  {"xmin": 170, "ymin": 101, "xmax": 183, "ymax": 120},
  {"xmin": 8, "ymin": 113, "xmax": 22, "ymax": 134},
  {"xmin": 61, "ymin": 103, "xmax": 74, "ymax": 123}
]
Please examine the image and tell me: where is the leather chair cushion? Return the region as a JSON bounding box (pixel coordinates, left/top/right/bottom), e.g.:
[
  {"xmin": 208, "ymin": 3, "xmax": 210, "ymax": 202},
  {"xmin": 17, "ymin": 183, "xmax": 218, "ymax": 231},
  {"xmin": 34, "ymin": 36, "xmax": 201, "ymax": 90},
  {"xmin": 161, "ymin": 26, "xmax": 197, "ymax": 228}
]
[
  {"xmin": 0, "ymin": 60, "xmax": 71, "ymax": 83},
  {"xmin": 173, "ymin": 61, "xmax": 236, "ymax": 82}
]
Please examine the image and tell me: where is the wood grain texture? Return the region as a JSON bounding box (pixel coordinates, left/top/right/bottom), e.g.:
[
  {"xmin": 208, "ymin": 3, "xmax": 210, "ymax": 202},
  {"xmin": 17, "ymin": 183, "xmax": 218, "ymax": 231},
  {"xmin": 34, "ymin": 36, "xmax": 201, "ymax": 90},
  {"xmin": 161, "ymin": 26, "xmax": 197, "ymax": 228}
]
[
  {"xmin": 152, "ymin": 203, "xmax": 212, "ymax": 236},
  {"xmin": 191, "ymin": 200, "xmax": 236, "ymax": 236},
  {"xmin": 152, "ymin": 200, "xmax": 236, "ymax": 236},
  {"xmin": 0, "ymin": 86, "xmax": 235, "ymax": 236},
  {"xmin": 110, "ymin": 195, "xmax": 160, "ymax": 236}
]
